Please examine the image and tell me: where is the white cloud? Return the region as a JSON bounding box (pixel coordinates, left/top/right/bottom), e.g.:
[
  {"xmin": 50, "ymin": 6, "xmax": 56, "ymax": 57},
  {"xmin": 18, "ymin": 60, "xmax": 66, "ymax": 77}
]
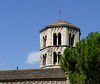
[
  {"xmin": 0, "ymin": 63, "xmax": 6, "ymax": 65},
  {"xmin": 25, "ymin": 51, "xmax": 40, "ymax": 65}
]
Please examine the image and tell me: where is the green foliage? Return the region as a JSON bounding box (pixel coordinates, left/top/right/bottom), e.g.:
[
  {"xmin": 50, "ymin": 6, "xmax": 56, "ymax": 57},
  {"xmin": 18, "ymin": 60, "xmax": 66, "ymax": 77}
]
[
  {"xmin": 17, "ymin": 66, "xmax": 18, "ymax": 70},
  {"xmin": 60, "ymin": 32, "xmax": 100, "ymax": 84}
]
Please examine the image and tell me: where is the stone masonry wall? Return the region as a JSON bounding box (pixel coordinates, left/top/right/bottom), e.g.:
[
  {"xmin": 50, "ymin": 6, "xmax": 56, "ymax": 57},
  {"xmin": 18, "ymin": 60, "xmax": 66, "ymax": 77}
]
[
  {"xmin": 0, "ymin": 81, "xmax": 67, "ymax": 84},
  {"xmin": 40, "ymin": 27, "xmax": 80, "ymax": 68}
]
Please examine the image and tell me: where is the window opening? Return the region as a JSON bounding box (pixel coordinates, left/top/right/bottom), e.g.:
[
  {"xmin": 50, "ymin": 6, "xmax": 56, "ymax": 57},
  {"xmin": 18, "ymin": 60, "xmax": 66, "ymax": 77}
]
[
  {"xmin": 58, "ymin": 52, "xmax": 61, "ymax": 63},
  {"xmin": 58, "ymin": 33, "xmax": 61, "ymax": 45},
  {"xmin": 45, "ymin": 35, "xmax": 47, "ymax": 47},
  {"xmin": 71, "ymin": 35, "xmax": 75, "ymax": 46},
  {"xmin": 53, "ymin": 52, "xmax": 57, "ymax": 64},
  {"xmin": 43, "ymin": 54, "xmax": 46, "ymax": 65},
  {"xmin": 43, "ymin": 36, "xmax": 47, "ymax": 48},
  {"xmin": 53, "ymin": 33, "xmax": 57, "ymax": 45}
]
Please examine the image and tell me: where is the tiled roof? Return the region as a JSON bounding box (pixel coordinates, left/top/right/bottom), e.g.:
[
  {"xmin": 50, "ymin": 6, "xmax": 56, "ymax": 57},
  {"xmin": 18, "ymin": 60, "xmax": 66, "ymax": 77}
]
[
  {"xmin": 0, "ymin": 68, "xmax": 66, "ymax": 82},
  {"xmin": 39, "ymin": 20, "xmax": 80, "ymax": 33}
]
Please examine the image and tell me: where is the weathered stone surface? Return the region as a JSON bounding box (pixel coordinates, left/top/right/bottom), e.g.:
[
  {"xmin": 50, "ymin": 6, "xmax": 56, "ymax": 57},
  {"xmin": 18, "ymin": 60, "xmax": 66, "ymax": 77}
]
[
  {"xmin": 40, "ymin": 20, "xmax": 80, "ymax": 68},
  {"xmin": 0, "ymin": 81, "xmax": 67, "ymax": 84}
]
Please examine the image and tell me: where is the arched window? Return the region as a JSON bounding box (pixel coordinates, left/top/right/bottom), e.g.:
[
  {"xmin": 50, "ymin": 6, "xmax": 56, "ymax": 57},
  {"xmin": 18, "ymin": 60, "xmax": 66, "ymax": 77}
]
[
  {"xmin": 53, "ymin": 33, "xmax": 57, "ymax": 45},
  {"xmin": 69, "ymin": 34, "xmax": 75, "ymax": 47},
  {"xmin": 53, "ymin": 52, "xmax": 57, "ymax": 64},
  {"xmin": 43, "ymin": 54, "xmax": 46, "ymax": 65},
  {"xmin": 58, "ymin": 52, "xmax": 61, "ymax": 63},
  {"xmin": 71, "ymin": 35, "xmax": 75, "ymax": 46},
  {"xmin": 43, "ymin": 37, "xmax": 45, "ymax": 48},
  {"xmin": 58, "ymin": 33, "xmax": 61, "ymax": 45},
  {"xmin": 43, "ymin": 36, "xmax": 47, "ymax": 48},
  {"xmin": 69, "ymin": 34, "xmax": 71, "ymax": 46}
]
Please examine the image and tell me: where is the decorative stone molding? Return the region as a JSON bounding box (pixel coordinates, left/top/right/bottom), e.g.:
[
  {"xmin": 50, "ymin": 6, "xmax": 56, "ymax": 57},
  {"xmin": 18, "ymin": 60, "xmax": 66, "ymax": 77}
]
[{"xmin": 0, "ymin": 81, "xmax": 66, "ymax": 84}]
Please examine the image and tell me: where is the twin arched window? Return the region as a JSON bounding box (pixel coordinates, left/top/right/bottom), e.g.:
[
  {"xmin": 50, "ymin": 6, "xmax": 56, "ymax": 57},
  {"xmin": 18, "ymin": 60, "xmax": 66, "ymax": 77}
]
[
  {"xmin": 53, "ymin": 52, "xmax": 61, "ymax": 64},
  {"xmin": 53, "ymin": 33, "xmax": 61, "ymax": 45}
]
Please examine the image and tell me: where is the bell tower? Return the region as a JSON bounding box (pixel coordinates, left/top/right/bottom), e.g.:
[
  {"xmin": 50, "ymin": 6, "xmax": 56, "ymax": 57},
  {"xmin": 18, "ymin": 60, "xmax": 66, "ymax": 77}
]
[{"xmin": 39, "ymin": 20, "xmax": 81, "ymax": 68}]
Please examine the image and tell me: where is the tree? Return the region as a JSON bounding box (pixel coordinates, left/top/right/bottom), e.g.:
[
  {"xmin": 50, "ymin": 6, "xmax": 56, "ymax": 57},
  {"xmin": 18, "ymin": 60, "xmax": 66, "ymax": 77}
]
[
  {"xmin": 59, "ymin": 32, "xmax": 100, "ymax": 84},
  {"xmin": 17, "ymin": 66, "xmax": 18, "ymax": 70}
]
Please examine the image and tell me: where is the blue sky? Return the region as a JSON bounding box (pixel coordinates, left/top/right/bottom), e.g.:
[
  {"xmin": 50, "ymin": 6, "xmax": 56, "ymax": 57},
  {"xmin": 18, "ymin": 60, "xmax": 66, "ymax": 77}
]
[{"xmin": 0, "ymin": 0, "xmax": 100, "ymax": 70}]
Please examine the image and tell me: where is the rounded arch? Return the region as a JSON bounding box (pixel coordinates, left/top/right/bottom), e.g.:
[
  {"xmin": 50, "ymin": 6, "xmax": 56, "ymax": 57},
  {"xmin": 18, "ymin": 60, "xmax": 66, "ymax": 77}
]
[
  {"xmin": 53, "ymin": 52, "xmax": 57, "ymax": 64},
  {"xmin": 43, "ymin": 36, "xmax": 45, "ymax": 48},
  {"xmin": 43, "ymin": 54, "xmax": 46, "ymax": 65},
  {"xmin": 58, "ymin": 52, "xmax": 61, "ymax": 64},
  {"xmin": 43, "ymin": 36, "xmax": 47, "ymax": 48},
  {"xmin": 53, "ymin": 33, "xmax": 57, "ymax": 45},
  {"xmin": 45, "ymin": 53, "xmax": 47, "ymax": 57},
  {"xmin": 45, "ymin": 35, "xmax": 47, "ymax": 39},
  {"xmin": 71, "ymin": 34, "xmax": 75, "ymax": 46},
  {"xmin": 58, "ymin": 33, "xmax": 61, "ymax": 45},
  {"xmin": 69, "ymin": 33, "xmax": 75, "ymax": 47}
]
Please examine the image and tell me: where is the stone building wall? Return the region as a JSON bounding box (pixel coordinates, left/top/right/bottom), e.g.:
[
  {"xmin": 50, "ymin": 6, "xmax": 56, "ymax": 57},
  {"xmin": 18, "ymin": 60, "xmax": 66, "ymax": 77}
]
[
  {"xmin": 40, "ymin": 27, "xmax": 80, "ymax": 49},
  {"xmin": 40, "ymin": 46, "xmax": 67, "ymax": 68},
  {"xmin": 0, "ymin": 81, "xmax": 68, "ymax": 84},
  {"xmin": 40, "ymin": 26, "xmax": 80, "ymax": 68}
]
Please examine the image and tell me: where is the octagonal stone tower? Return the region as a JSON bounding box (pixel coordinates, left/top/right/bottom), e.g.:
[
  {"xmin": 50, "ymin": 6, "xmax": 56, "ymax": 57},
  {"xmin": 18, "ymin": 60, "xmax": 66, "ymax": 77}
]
[{"xmin": 39, "ymin": 20, "xmax": 81, "ymax": 68}]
